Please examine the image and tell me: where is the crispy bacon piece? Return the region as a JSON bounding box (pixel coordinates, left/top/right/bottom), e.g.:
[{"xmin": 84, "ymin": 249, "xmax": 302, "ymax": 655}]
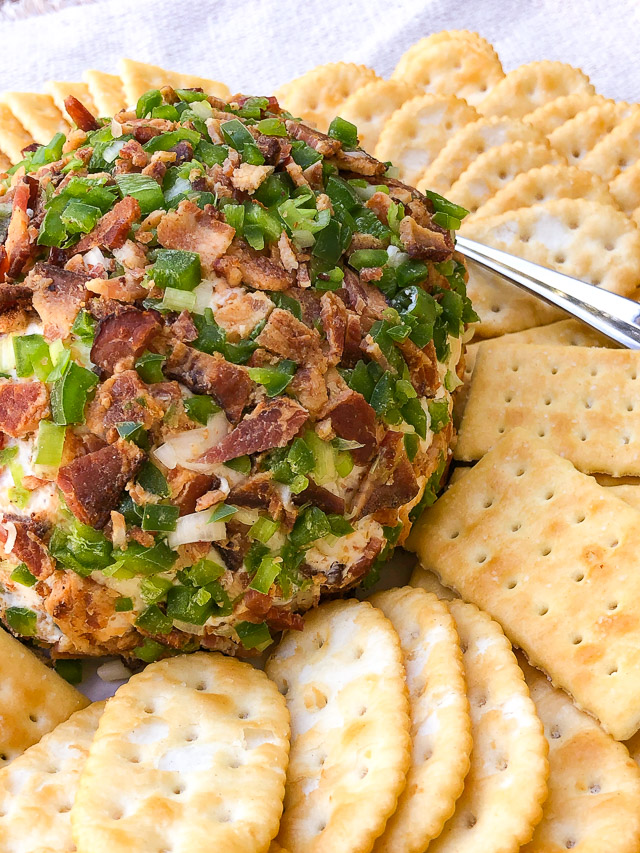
[
  {"xmin": 86, "ymin": 274, "xmax": 148, "ymax": 303},
  {"xmin": 212, "ymin": 283, "xmax": 273, "ymax": 339},
  {"xmin": 4, "ymin": 180, "xmax": 32, "ymax": 279},
  {"xmin": 0, "ymin": 283, "xmax": 32, "ymax": 334},
  {"xmin": 284, "ymin": 120, "xmax": 342, "ymax": 156},
  {"xmin": 0, "ymin": 381, "xmax": 49, "ymax": 437},
  {"xmin": 165, "ymin": 342, "xmax": 252, "ymax": 424},
  {"xmin": 197, "ymin": 397, "xmax": 308, "ymax": 464},
  {"xmin": 398, "ymin": 338, "xmax": 440, "ymax": 397},
  {"xmin": 156, "ymin": 200, "xmax": 234, "ymax": 274},
  {"xmin": 256, "ymin": 308, "xmax": 326, "ymax": 369},
  {"xmin": 166, "ymin": 466, "xmax": 216, "ymax": 516},
  {"xmin": 332, "ymin": 148, "xmax": 386, "ymax": 176},
  {"xmin": 255, "ymin": 134, "xmax": 291, "ymax": 165},
  {"xmin": 293, "ymin": 480, "xmax": 345, "ymax": 515},
  {"xmin": 0, "ymin": 513, "xmax": 55, "ymax": 579},
  {"xmin": 57, "ymin": 439, "xmax": 144, "ymax": 528},
  {"xmin": 91, "ymin": 308, "xmax": 161, "ymax": 375},
  {"xmin": 342, "ymin": 537, "xmax": 385, "ymax": 586},
  {"xmin": 241, "ymin": 588, "xmax": 304, "ymax": 631},
  {"xmin": 322, "ymin": 386, "xmax": 378, "ymax": 464},
  {"xmin": 26, "ymin": 262, "xmax": 88, "ymax": 339},
  {"xmin": 287, "ymin": 365, "xmax": 328, "ymax": 417},
  {"xmin": 365, "ymin": 190, "xmax": 393, "ymax": 223},
  {"xmin": 228, "ymin": 473, "xmax": 286, "ymax": 520},
  {"xmin": 341, "ymin": 268, "xmax": 387, "ymax": 331},
  {"xmin": 398, "ymin": 215, "xmax": 453, "ymax": 262},
  {"xmin": 352, "ymin": 431, "xmax": 419, "ymax": 519},
  {"xmin": 214, "ymin": 240, "xmax": 295, "ymax": 292},
  {"xmin": 171, "ymin": 310, "xmax": 198, "ymax": 342},
  {"xmin": 343, "ymin": 312, "xmax": 363, "ymax": 366},
  {"xmin": 75, "ymin": 196, "xmax": 141, "ymax": 253},
  {"xmin": 320, "ymin": 292, "xmax": 347, "ymax": 366},
  {"xmin": 85, "ymin": 370, "xmax": 165, "ymax": 443},
  {"xmin": 64, "ymin": 95, "xmax": 99, "ymax": 132}
]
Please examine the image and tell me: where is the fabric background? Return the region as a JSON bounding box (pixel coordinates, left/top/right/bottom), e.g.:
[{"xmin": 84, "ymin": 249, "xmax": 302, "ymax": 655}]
[{"xmin": 0, "ymin": 0, "xmax": 639, "ymax": 102}]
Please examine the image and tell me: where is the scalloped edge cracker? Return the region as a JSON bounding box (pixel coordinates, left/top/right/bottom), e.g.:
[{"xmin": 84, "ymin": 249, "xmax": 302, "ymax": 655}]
[
  {"xmin": 408, "ymin": 427, "xmax": 640, "ymax": 740},
  {"xmin": 472, "ymin": 164, "xmax": 617, "ymax": 219},
  {"xmin": 274, "ymin": 62, "xmax": 380, "ymax": 132},
  {"xmin": 371, "ymin": 587, "xmax": 472, "ymax": 853},
  {"xmin": 521, "ymin": 656, "xmax": 640, "ymax": 853},
  {"xmin": 375, "ymin": 94, "xmax": 478, "ymax": 186},
  {"xmin": 477, "ymin": 61, "xmax": 595, "ymax": 119},
  {"xmin": 266, "ymin": 599, "xmax": 411, "ymax": 853},
  {"xmin": 460, "ymin": 198, "xmax": 640, "ymax": 338},
  {"xmin": 83, "ymin": 70, "xmax": 126, "ymax": 116},
  {"xmin": 581, "ymin": 108, "xmax": 640, "ymax": 181},
  {"xmin": 0, "ymin": 702, "xmax": 104, "ymax": 853},
  {"xmin": 0, "ymin": 627, "xmax": 89, "ymax": 767},
  {"xmin": 548, "ymin": 101, "xmax": 637, "ymax": 166},
  {"xmin": 410, "ymin": 564, "xmax": 460, "ymax": 601},
  {"xmin": 426, "ymin": 600, "xmax": 548, "ymax": 853},
  {"xmin": 393, "ymin": 31, "xmax": 499, "ymax": 80},
  {"xmin": 448, "ymin": 139, "xmax": 563, "ymax": 214},
  {"xmin": 0, "ymin": 103, "xmax": 33, "ymax": 164},
  {"xmin": 45, "ymin": 81, "xmax": 97, "ymax": 119},
  {"xmin": 0, "ymin": 92, "xmax": 68, "ymax": 143},
  {"xmin": 609, "ymin": 158, "xmax": 640, "ymax": 215},
  {"xmin": 71, "ymin": 653, "xmax": 289, "ymax": 853},
  {"xmin": 523, "ymin": 92, "xmax": 608, "ymax": 135},
  {"xmin": 417, "ymin": 116, "xmax": 548, "ymax": 196},
  {"xmin": 118, "ymin": 59, "xmax": 230, "ymax": 109},
  {"xmin": 339, "ymin": 79, "xmax": 422, "ymax": 154}
]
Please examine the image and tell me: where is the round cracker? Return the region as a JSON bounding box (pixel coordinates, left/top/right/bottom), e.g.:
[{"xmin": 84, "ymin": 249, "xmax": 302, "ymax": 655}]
[
  {"xmin": 390, "ymin": 35, "xmax": 503, "ymax": 107},
  {"xmin": 609, "ymin": 158, "xmax": 640, "ymax": 215},
  {"xmin": 521, "ymin": 656, "xmax": 640, "ymax": 853},
  {"xmin": 339, "ymin": 79, "xmax": 422, "ymax": 154},
  {"xmin": 274, "ymin": 63, "xmax": 380, "ymax": 132},
  {"xmin": 375, "ymin": 93, "xmax": 478, "ymax": 186},
  {"xmin": 71, "ymin": 653, "xmax": 290, "ymax": 853},
  {"xmin": 449, "ymin": 139, "xmax": 564, "ymax": 214},
  {"xmin": 523, "ymin": 92, "xmax": 608, "ymax": 135},
  {"xmin": 410, "ymin": 563, "xmax": 460, "ymax": 601},
  {"xmin": 427, "ymin": 600, "xmax": 548, "ymax": 853},
  {"xmin": 370, "ymin": 587, "xmax": 472, "ymax": 853},
  {"xmin": 549, "ymin": 101, "xmax": 638, "ymax": 166},
  {"xmin": 579, "ymin": 108, "xmax": 640, "ymax": 181},
  {"xmin": 266, "ymin": 599, "xmax": 411, "ymax": 853},
  {"xmin": 471, "ymin": 164, "xmax": 617, "ymax": 220},
  {"xmin": 417, "ymin": 116, "xmax": 548, "ymax": 196},
  {"xmin": 477, "ymin": 61, "xmax": 595, "ymax": 119}
]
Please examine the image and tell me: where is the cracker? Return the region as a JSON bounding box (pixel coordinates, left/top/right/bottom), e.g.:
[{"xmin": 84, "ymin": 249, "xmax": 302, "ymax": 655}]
[
  {"xmin": 393, "ymin": 30, "xmax": 500, "ymax": 81},
  {"xmin": 549, "ymin": 101, "xmax": 637, "ymax": 166},
  {"xmin": 520, "ymin": 656, "xmax": 640, "ymax": 853},
  {"xmin": 523, "ymin": 92, "xmax": 608, "ymax": 135},
  {"xmin": 449, "ymin": 139, "xmax": 563, "ymax": 214},
  {"xmin": 0, "ymin": 152, "xmax": 10, "ymax": 172},
  {"xmin": 83, "ymin": 69, "xmax": 127, "ymax": 116},
  {"xmin": 118, "ymin": 59, "xmax": 230, "ymax": 109},
  {"xmin": 603, "ymin": 484, "xmax": 640, "ymax": 510},
  {"xmin": 0, "ymin": 103, "xmax": 32, "ymax": 164},
  {"xmin": 477, "ymin": 61, "xmax": 595, "ymax": 119},
  {"xmin": 471, "ymin": 164, "xmax": 616, "ymax": 220},
  {"xmin": 609, "ymin": 158, "xmax": 640, "ymax": 215},
  {"xmin": 266, "ymin": 599, "xmax": 411, "ymax": 853},
  {"xmin": 456, "ymin": 344, "xmax": 640, "ymax": 476},
  {"xmin": 375, "ymin": 94, "xmax": 478, "ymax": 186},
  {"xmin": 390, "ymin": 34, "xmax": 504, "ymax": 107},
  {"xmin": 370, "ymin": 587, "xmax": 472, "ymax": 853},
  {"xmin": 581, "ymin": 108, "xmax": 640, "ymax": 181},
  {"xmin": 408, "ymin": 427, "xmax": 640, "ymax": 739},
  {"xmin": 0, "ymin": 92, "xmax": 68, "ymax": 144},
  {"xmin": 45, "ymin": 81, "xmax": 97, "ymax": 118},
  {"xmin": 417, "ymin": 116, "xmax": 547, "ymax": 196},
  {"xmin": 274, "ymin": 63, "xmax": 380, "ymax": 132},
  {"xmin": 0, "ymin": 702, "xmax": 104, "ymax": 853},
  {"xmin": 0, "ymin": 627, "xmax": 89, "ymax": 767},
  {"xmin": 339, "ymin": 79, "xmax": 422, "ymax": 154},
  {"xmin": 461, "ymin": 198, "xmax": 640, "ymax": 338},
  {"xmin": 71, "ymin": 653, "xmax": 289, "ymax": 853},
  {"xmin": 426, "ymin": 600, "xmax": 547, "ymax": 853},
  {"xmin": 410, "ymin": 564, "xmax": 460, "ymax": 600}
]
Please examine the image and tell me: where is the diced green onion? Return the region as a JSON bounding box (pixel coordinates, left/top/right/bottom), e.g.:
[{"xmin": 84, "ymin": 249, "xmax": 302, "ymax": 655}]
[
  {"xmin": 0, "ymin": 335, "xmax": 16, "ymax": 374},
  {"xmin": 152, "ymin": 103, "xmax": 180, "ymax": 121},
  {"xmin": 304, "ymin": 431, "xmax": 336, "ymax": 486},
  {"xmin": 136, "ymin": 89, "xmax": 163, "ymax": 118},
  {"xmin": 143, "ymin": 128, "xmax": 201, "ymax": 154},
  {"xmin": 105, "ymin": 540, "xmax": 176, "ymax": 579},
  {"xmin": 250, "ymin": 516, "xmax": 280, "ymax": 545},
  {"xmin": 290, "ymin": 474, "xmax": 309, "ymax": 494},
  {"xmin": 54, "ymin": 659, "xmax": 83, "ymax": 685},
  {"xmin": 36, "ymin": 195, "xmax": 68, "ymax": 247},
  {"xmin": 71, "ymin": 310, "xmax": 97, "ymax": 345},
  {"xmin": 220, "ymin": 118, "xmax": 255, "ymax": 151},
  {"xmin": 244, "ymin": 224, "xmax": 264, "ymax": 250},
  {"xmin": 402, "ymin": 397, "xmax": 428, "ymax": 439},
  {"xmin": 135, "ymin": 351, "xmax": 166, "ymax": 384},
  {"xmin": 277, "ymin": 197, "xmax": 330, "ymax": 248},
  {"xmin": 115, "ymin": 173, "xmax": 165, "ymax": 216},
  {"xmin": 235, "ymin": 620, "xmax": 272, "ymax": 651},
  {"xmin": 134, "ymin": 638, "xmax": 166, "ymax": 662},
  {"xmin": 115, "ymin": 596, "xmax": 134, "ymax": 612},
  {"xmin": 25, "ymin": 132, "xmax": 65, "ymax": 171},
  {"xmin": 225, "ymin": 455, "xmax": 251, "ymax": 474},
  {"xmin": 50, "ymin": 361, "xmax": 99, "ymax": 425},
  {"xmin": 247, "ymin": 360, "xmax": 296, "ymax": 397},
  {"xmin": 60, "ymin": 200, "xmax": 101, "ymax": 235},
  {"xmin": 244, "ymin": 202, "xmax": 282, "ymax": 243},
  {"xmin": 209, "ymin": 503, "xmax": 238, "ymax": 524},
  {"xmin": 396, "ymin": 259, "xmax": 429, "ymax": 289},
  {"xmin": 153, "ymin": 249, "xmax": 201, "ymax": 291},
  {"xmin": 159, "ymin": 287, "xmax": 197, "ymax": 313},
  {"xmin": 135, "ymin": 604, "xmax": 173, "ymax": 634},
  {"xmin": 250, "ymin": 555, "xmax": 281, "ymax": 592},
  {"xmin": 34, "ymin": 421, "xmax": 66, "ymax": 467},
  {"xmin": 328, "ymin": 116, "xmax": 358, "ymax": 148},
  {"xmin": 183, "ymin": 394, "xmax": 220, "ymax": 425},
  {"xmin": 13, "ymin": 334, "xmax": 52, "ymax": 380},
  {"xmin": 10, "ymin": 563, "xmax": 37, "ymax": 587},
  {"xmin": 242, "ymin": 143, "xmax": 265, "ymax": 166},
  {"xmin": 137, "ymin": 461, "xmax": 170, "ymax": 497},
  {"xmin": 141, "ymin": 575, "xmax": 174, "ymax": 603},
  {"xmin": 313, "ymin": 263, "xmax": 344, "ymax": 291},
  {"xmin": 404, "ymin": 433, "xmax": 420, "ymax": 461},
  {"xmin": 5, "ymin": 606, "xmax": 37, "ymax": 636},
  {"xmin": 254, "ymin": 173, "xmax": 292, "ymax": 207},
  {"xmin": 141, "ymin": 504, "xmax": 180, "ymax": 532},
  {"xmin": 349, "ymin": 249, "xmax": 389, "ymax": 271},
  {"xmin": 324, "ymin": 175, "xmax": 360, "ymax": 212},
  {"xmin": 311, "ymin": 220, "xmax": 343, "ymax": 266}
]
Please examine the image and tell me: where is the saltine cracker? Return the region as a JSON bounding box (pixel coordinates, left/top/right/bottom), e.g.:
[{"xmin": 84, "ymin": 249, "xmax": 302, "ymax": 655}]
[
  {"xmin": 118, "ymin": 59, "xmax": 230, "ymax": 109},
  {"xmin": 83, "ymin": 70, "xmax": 127, "ymax": 116},
  {"xmin": 0, "ymin": 103, "xmax": 33, "ymax": 164},
  {"xmin": 0, "ymin": 92, "xmax": 68, "ymax": 144}
]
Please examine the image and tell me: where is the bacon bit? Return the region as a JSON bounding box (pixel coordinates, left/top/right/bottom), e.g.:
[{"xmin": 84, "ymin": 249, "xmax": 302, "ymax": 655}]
[
  {"xmin": 341, "ymin": 537, "xmax": 385, "ymax": 587},
  {"xmin": 112, "ymin": 239, "xmax": 148, "ymax": 270},
  {"xmin": 86, "ymin": 275, "xmax": 147, "ymax": 303},
  {"xmin": 197, "ymin": 397, "xmax": 309, "ymax": 465},
  {"xmin": 241, "ymin": 588, "xmax": 304, "ymax": 631},
  {"xmin": 256, "ymin": 308, "xmax": 326, "ymax": 369},
  {"xmin": 303, "ymin": 159, "xmax": 324, "ymax": 189},
  {"xmin": 284, "ymin": 159, "xmax": 308, "ymax": 188},
  {"xmin": 0, "ymin": 513, "xmax": 55, "ymax": 579},
  {"xmin": 0, "ymin": 381, "xmax": 49, "ymax": 437},
  {"xmin": 4, "ymin": 180, "xmax": 32, "ymax": 278},
  {"xmin": 211, "ymin": 282, "xmax": 273, "ymax": 339},
  {"xmin": 166, "ymin": 466, "xmax": 216, "ymax": 516},
  {"xmin": 316, "ymin": 193, "xmax": 333, "ymax": 213},
  {"xmin": 75, "ymin": 196, "xmax": 141, "ymax": 253},
  {"xmin": 166, "ymin": 342, "xmax": 252, "ymax": 424},
  {"xmin": 195, "ymin": 489, "xmax": 227, "ymax": 512},
  {"xmin": 398, "ymin": 215, "xmax": 453, "ymax": 262},
  {"xmin": 214, "ymin": 240, "xmax": 295, "ymax": 292},
  {"xmin": 331, "ymin": 148, "xmax": 386, "ymax": 176},
  {"xmin": 0, "ymin": 283, "xmax": 32, "ymax": 334},
  {"xmin": 116, "ymin": 138, "xmax": 148, "ymax": 169},
  {"xmin": 321, "ymin": 384, "xmax": 378, "ymax": 464},
  {"xmin": 135, "ymin": 209, "xmax": 165, "ymax": 245},
  {"xmin": 341, "ymin": 268, "xmax": 387, "ymax": 331},
  {"xmin": 85, "ymin": 370, "xmax": 165, "ymax": 443},
  {"xmin": 171, "ymin": 310, "xmax": 199, "ymax": 342},
  {"xmin": 277, "ymin": 231, "xmax": 298, "ymax": 273},
  {"xmin": 365, "ymin": 190, "xmax": 393, "ymax": 223},
  {"xmin": 91, "ymin": 308, "xmax": 161, "ymax": 375},
  {"xmin": 231, "ymin": 163, "xmax": 274, "ymax": 192},
  {"xmin": 397, "ymin": 338, "xmax": 440, "ymax": 397},
  {"xmin": 57, "ymin": 439, "xmax": 144, "ymax": 528},
  {"xmin": 320, "ymin": 292, "xmax": 347, "ymax": 366},
  {"xmin": 296, "ymin": 263, "xmax": 311, "ymax": 289},
  {"xmin": 352, "ymin": 430, "xmax": 420, "ymax": 520},
  {"xmin": 63, "ymin": 96, "xmax": 98, "ymax": 132},
  {"xmin": 359, "ymin": 266, "xmax": 384, "ymax": 283},
  {"xmin": 157, "ymin": 200, "xmax": 234, "ymax": 275},
  {"xmin": 110, "ymin": 510, "xmax": 127, "ymax": 550},
  {"xmin": 25, "ymin": 262, "xmax": 88, "ymax": 340},
  {"xmin": 294, "ymin": 479, "xmax": 345, "ymax": 515},
  {"xmin": 288, "ymin": 366, "xmax": 328, "ymax": 418},
  {"xmin": 343, "ymin": 312, "xmax": 363, "ymax": 366},
  {"xmin": 284, "ymin": 120, "xmax": 342, "ymax": 156},
  {"xmin": 255, "ymin": 134, "xmax": 291, "ymax": 166},
  {"xmin": 22, "ymin": 475, "xmax": 47, "ymax": 490},
  {"xmin": 128, "ymin": 526, "xmax": 156, "ymax": 547},
  {"xmin": 62, "ymin": 129, "xmax": 88, "ymax": 154}
]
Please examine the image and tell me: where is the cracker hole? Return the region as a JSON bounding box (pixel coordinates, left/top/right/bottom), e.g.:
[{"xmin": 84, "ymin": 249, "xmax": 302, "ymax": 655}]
[
  {"xmin": 608, "ymin": 601, "xmax": 619, "ymax": 611},
  {"xmin": 173, "ymin": 784, "xmax": 184, "ymax": 796},
  {"xmin": 354, "ymin": 647, "xmax": 364, "ymax": 660},
  {"xmin": 498, "ymin": 170, "xmax": 507, "ymax": 180},
  {"xmin": 627, "ymin": 403, "xmax": 635, "ymax": 412},
  {"xmin": 605, "ymin": 242, "xmax": 614, "ymax": 251},
  {"xmin": 506, "ymin": 580, "xmax": 517, "ymax": 589},
  {"xmin": 313, "ymin": 634, "xmax": 326, "ymax": 650},
  {"xmin": 143, "ymin": 705, "xmax": 154, "ymax": 715},
  {"xmin": 622, "ymin": 435, "xmax": 631, "ymax": 445},
  {"xmin": 609, "ymin": 538, "xmax": 619, "ymax": 549},
  {"xmin": 111, "ymin": 809, "xmax": 123, "ymax": 821},
  {"xmin": 574, "ymin": 572, "xmax": 585, "ymax": 583},
  {"xmin": 580, "ymin": 433, "xmax": 588, "ymax": 442},
  {"xmin": 195, "ymin": 681, "xmax": 207, "ymax": 692},
  {"xmin": 450, "ymin": 530, "xmax": 460, "ymax": 539},
  {"xmin": 568, "ymin": 220, "xmax": 579, "ymax": 230},
  {"xmin": 238, "ymin": 710, "xmax": 249, "ymax": 720},
  {"xmin": 538, "ymin": 605, "xmax": 549, "ymax": 616},
  {"xmin": 538, "ymin": 429, "xmax": 546, "ymax": 437},
  {"xmin": 475, "ymin": 144, "xmax": 485, "ymax": 154},
  {"xmin": 572, "ymin": 635, "xmax": 583, "ymax": 645},
  {"xmin": 359, "ymin": 766, "xmax": 369, "ymax": 779},
  {"xmin": 572, "ymin": 150, "xmax": 580, "ymax": 159},
  {"xmin": 476, "ymin": 553, "xmax": 488, "ymax": 564},
  {"xmin": 516, "ymin": 467, "xmax": 526, "ymax": 477},
  {"xmin": 57, "ymin": 803, "xmax": 72, "ymax": 814},
  {"xmin": 511, "ymin": 364, "xmax": 519, "ymax": 372},
  {"xmin": 504, "ymin": 394, "xmax": 513, "ymax": 403},
  {"xmin": 590, "ymin": 783, "xmax": 601, "ymax": 793},
  {"xmin": 491, "ymin": 304, "xmax": 501, "ymax": 313},
  {"xmin": 618, "ymin": 158, "xmax": 627, "ymax": 168},
  {"xmin": 609, "ymin": 667, "xmax": 618, "ymax": 675},
  {"xmin": 544, "ymin": 490, "xmax": 554, "ymax": 500},
  {"xmin": 541, "ymin": 546, "xmax": 552, "ymax": 556},
  {"xmin": 584, "ymin": 399, "xmax": 592, "ymax": 409},
  {"xmin": 496, "ymin": 757, "xmax": 508, "ymax": 771},
  {"xmin": 565, "ymin": 839, "xmax": 576, "ymax": 849},
  {"xmin": 358, "ymin": 706, "xmax": 367, "ymax": 716},
  {"xmin": 28, "ymin": 714, "xmax": 38, "ymax": 724},
  {"xmin": 483, "ymin": 498, "xmax": 493, "ymax": 509},
  {"xmin": 474, "ymin": 694, "xmax": 487, "ymax": 707},
  {"xmin": 544, "ymin": 397, "xmax": 552, "ymax": 406},
  {"xmin": 511, "ymin": 522, "xmax": 521, "ymax": 532},
  {"xmin": 318, "ymin": 821, "xmax": 327, "ymax": 833},
  {"xmin": 591, "ymin": 277, "xmax": 602, "ymax": 287},
  {"xmin": 590, "ymin": 367, "xmax": 598, "ymax": 377},
  {"xmin": 466, "ymin": 814, "xmax": 477, "ymax": 829},
  {"xmin": 551, "ymin": 366, "xmax": 559, "ymax": 375},
  {"xmin": 185, "ymin": 729, "xmax": 199, "ymax": 743},
  {"xmin": 461, "ymin": 641, "xmax": 469, "ymax": 654},
  {"xmin": 575, "ymin": 514, "xmax": 586, "ymax": 523},
  {"xmin": 445, "ymin": 121, "xmax": 453, "ymax": 130},
  {"xmin": 521, "ymin": 232, "xmax": 531, "ymax": 243},
  {"xmin": 550, "ymin": 724, "xmax": 561, "ymax": 739},
  {"xmin": 554, "ymin": 254, "xmax": 566, "ymax": 265},
  {"xmin": 498, "ymin": 426, "xmax": 505, "ymax": 434}
]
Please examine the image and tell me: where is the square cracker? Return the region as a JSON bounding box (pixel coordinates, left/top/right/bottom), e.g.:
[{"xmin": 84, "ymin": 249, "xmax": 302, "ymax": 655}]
[
  {"xmin": 408, "ymin": 427, "xmax": 640, "ymax": 740},
  {"xmin": 0, "ymin": 627, "xmax": 89, "ymax": 766},
  {"xmin": 456, "ymin": 344, "xmax": 640, "ymax": 476},
  {"xmin": 45, "ymin": 81, "xmax": 97, "ymax": 119},
  {"xmin": 0, "ymin": 92, "xmax": 68, "ymax": 144},
  {"xmin": 83, "ymin": 70, "xmax": 126, "ymax": 116},
  {"xmin": 0, "ymin": 103, "xmax": 34, "ymax": 164},
  {"xmin": 118, "ymin": 58, "xmax": 230, "ymax": 107}
]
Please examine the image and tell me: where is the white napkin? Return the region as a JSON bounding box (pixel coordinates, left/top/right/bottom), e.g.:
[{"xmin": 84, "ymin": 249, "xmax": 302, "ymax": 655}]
[{"xmin": 0, "ymin": 0, "xmax": 639, "ymax": 102}]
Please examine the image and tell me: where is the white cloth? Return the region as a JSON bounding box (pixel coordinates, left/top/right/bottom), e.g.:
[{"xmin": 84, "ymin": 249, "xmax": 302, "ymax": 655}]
[{"xmin": 0, "ymin": 0, "xmax": 639, "ymax": 102}]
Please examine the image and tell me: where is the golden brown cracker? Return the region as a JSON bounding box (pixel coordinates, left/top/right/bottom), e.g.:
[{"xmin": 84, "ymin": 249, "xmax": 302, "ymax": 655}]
[
  {"xmin": 549, "ymin": 100, "xmax": 637, "ymax": 165},
  {"xmin": 410, "ymin": 564, "xmax": 460, "ymax": 600},
  {"xmin": 0, "ymin": 103, "xmax": 39, "ymax": 163},
  {"xmin": 0, "ymin": 152, "xmax": 10, "ymax": 172},
  {"xmin": 477, "ymin": 61, "xmax": 595, "ymax": 119},
  {"xmin": 266, "ymin": 599, "xmax": 411, "ymax": 853},
  {"xmin": 0, "ymin": 92, "xmax": 68, "ymax": 144},
  {"xmin": 408, "ymin": 426, "xmax": 640, "ymax": 740},
  {"xmin": 609, "ymin": 158, "xmax": 640, "ymax": 215},
  {"xmin": 339, "ymin": 79, "xmax": 422, "ymax": 153},
  {"xmin": 521, "ymin": 656, "xmax": 640, "ymax": 853},
  {"xmin": 375, "ymin": 93, "xmax": 478, "ymax": 186},
  {"xmin": 523, "ymin": 92, "xmax": 608, "ymax": 135},
  {"xmin": 370, "ymin": 587, "xmax": 472, "ymax": 853},
  {"xmin": 83, "ymin": 70, "xmax": 127, "ymax": 116},
  {"xmin": 45, "ymin": 81, "xmax": 97, "ymax": 119},
  {"xmin": 393, "ymin": 30, "xmax": 499, "ymax": 80},
  {"xmin": 581, "ymin": 107, "xmax": 640, "ymax": 181},
  {"xmin": 118, "ymin": 59, "xmax": 230, "ymax": 109}
]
